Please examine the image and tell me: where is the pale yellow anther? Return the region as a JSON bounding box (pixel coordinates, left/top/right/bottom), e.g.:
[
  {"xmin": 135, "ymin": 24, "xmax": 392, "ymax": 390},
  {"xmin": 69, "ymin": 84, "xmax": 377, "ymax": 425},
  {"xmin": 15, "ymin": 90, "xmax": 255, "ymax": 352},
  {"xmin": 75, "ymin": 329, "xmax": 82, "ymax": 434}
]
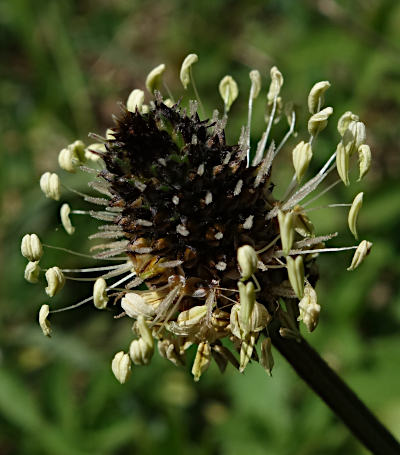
[
  {"xmin": 219, "ymin": 75, "xmax": 239, "ymax": 112},
  {"xmin": 249, "ymin": 69, "xmax": 262, "ymax": 99},
  {"xmin": 93, "ymin": 277, "xmax": 108, "ymax": 309},
  {"xmin": 239, "ymin": 333, "xmax": 256, "ymax": 372},
  {"xmin": 24, "ymin": 261, "xmax": 41, "ymax": 284},
  {"xmin": 286, "ymin": 256, "xmax": 304, "ymax": 299},
  {"xmin": 292, "ymin": 141, "xmax": 313, "ymax": 183},
  {"xmin": 260, "ymin": 337, "xmax": 274, "ymax": 376},
  {"xmin": 343, "ymin": 121, "xmax": 366, "ymax": 156},
  {"xmin": 230, "ymin": 300, "xmax": 270, "ymax": 340},
  {"xmin": 145, "ymin": 63, "xmax": 166, "ymax": 94},
  {"xmin": 39, "ymin": 304, "xmax": 51, "ymax": 337},
  {"xmin": 40, "ymin": 172, "xmax": 61, "ymax": 201},
  {"xmin": 348, "ymin": 192, "xmax": 363, "ymax": 239},
  {"xmin": 337, "ymin": 111, "xmax": 359, "ymax": 137},
  {"xmin": 308, "ymin": 106, "xmax": 333, "ymax": 136},
  {"xmin": 127, "ymin": 89, "xmax": 145, "ymax": 112},
  {"xmin": 191, "ymin": 341, "xmax": 211, "ymax": 382},
  {"xmin": 163, "ymin": 98, "xmax": 174, "ymax": 108},
  {"xmin": 180, "ymin": 53, "xmax": 198, "ymax": 89},
  {"xmin": 277, "ymin": 210, "xmax": 295, "ymax": 255},
  {"xmin": 347, "ymin": 240, "xmax": 372, "ymax": 271},
  {"xmin": 106, "ymin": 128, "xmax": 115, "ymax": 140},
  {"xmin": 298, "ymin": 284, "xmax": 320, "ymax": 332},
  {"xmin": 45, "ymin": 266, "xmax": 65, "ymax": 297},
  {"xmin": 111, "ymin": 351, "xmax": 131, "ymax": 384},
  {"xmin": 238, "ymin": 281, "xmax": 256, "ymax": 337},
  {"xmin": 237, "ymin": 245, "xmax": 258, "ymax": 280},
  {"xmin": 85, "ymin": 143, "xmax": 106, "ymax": 162},
  {"xmin": 21, "ymin": 233, "xmax": 43, "ymax": 261},
  {"xmin": 60, "ymin": 203, "xmax": 75, "ymax": 235},
  {"xmin": 129, "ymin": 315, "xmax": 154, "ymax": 365},
  {"xmin": 307, "ymin": 81, "xmax": 331, "ymax": 114},
  {"xmin": 358, "ymin": 144, "xmax": 371, "ymax": 181},
  {"xmin": 336, "ymin": 141, "xmax": 350, "ymax": 186},
  {"xmin": 121, "ymin": 292, "xmax": 156, "ymax": 318},
  {"xmin": 267, "ymin": 66, "xmax": 284, "ymax": 102},
  {"xmin": 177, "ymin": 305, "xmax": 208, "ymax": 327},
  {"xmin": 58, "ymin": 142, "xmax": 83, "ymax": 173}
]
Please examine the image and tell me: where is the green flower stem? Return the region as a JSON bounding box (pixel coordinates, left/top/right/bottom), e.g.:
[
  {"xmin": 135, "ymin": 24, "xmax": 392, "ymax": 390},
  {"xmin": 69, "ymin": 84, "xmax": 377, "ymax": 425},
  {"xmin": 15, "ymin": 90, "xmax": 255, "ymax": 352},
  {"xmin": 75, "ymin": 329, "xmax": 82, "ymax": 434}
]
[{"xmin": 269, "ymin": 323, "xmax": 400, "ymax": 455}]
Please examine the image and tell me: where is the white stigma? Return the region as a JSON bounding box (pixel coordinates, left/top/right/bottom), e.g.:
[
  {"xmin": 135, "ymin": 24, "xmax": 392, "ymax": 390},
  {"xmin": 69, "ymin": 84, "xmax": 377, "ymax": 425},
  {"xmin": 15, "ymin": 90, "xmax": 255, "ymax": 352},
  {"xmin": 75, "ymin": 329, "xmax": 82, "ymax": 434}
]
[
  {"xmin": 205, "ymin": 191, "xmax": 213, "ymax": 205},
  {"xmin": 197, "ymin": 163, "xmax": 205, "ymax": 176},
  {"xmin": 215, "ymin": 232, "xmax": 223, "ymax": 240},
  {"xmin": 172, "ymin": 195, "xmax": 180, "ymax": 205}
]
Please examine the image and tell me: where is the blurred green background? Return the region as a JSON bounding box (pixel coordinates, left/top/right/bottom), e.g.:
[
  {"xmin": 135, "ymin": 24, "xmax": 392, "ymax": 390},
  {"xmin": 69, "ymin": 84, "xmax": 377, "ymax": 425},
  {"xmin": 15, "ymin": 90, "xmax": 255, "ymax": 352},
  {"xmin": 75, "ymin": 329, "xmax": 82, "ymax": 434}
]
[{"xmin": 1, "ymin": 0, "xmax": 400, "ymax": 453}]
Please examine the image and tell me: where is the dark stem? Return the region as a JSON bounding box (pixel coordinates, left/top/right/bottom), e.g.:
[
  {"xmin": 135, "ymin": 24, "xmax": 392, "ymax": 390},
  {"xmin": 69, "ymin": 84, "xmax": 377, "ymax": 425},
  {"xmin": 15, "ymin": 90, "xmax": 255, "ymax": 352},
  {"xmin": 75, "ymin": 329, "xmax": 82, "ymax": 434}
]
[{"xmin": 269, "ymin": 324, "xmax": 400, "ymax": 455}]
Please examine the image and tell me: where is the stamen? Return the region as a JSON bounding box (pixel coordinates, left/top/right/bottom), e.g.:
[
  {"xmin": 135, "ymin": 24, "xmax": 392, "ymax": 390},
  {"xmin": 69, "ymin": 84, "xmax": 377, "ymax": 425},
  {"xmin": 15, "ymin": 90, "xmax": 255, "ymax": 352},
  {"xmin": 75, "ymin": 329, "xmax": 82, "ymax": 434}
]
[
  {"xmin": 61, "ymin": 264, "xmax": 123, "ymax": 273},
  {"xmin": 275, "ymin": 110, "xmax": 296, "ymax": 156},
  {"xmin": 43, "ymin": 244, "xmax": 125, "ymax": 261},
  {"xmin": 256, "ymin": 235, "xmax": 280, "ymax": 254},
  {"xmin": 49, "ymin": 272, "xmax": 136, "ymax": 314},
  {"xmin": 305, "ymin": 203, "xmax": 351, "ymax": 213},
  {"xmin": 274, "ymin": 245, "xmax": 358, "ymax": 257},
  {"xmin": 302, "ymin": 178, "xmax": 341, "ymax": 208}
]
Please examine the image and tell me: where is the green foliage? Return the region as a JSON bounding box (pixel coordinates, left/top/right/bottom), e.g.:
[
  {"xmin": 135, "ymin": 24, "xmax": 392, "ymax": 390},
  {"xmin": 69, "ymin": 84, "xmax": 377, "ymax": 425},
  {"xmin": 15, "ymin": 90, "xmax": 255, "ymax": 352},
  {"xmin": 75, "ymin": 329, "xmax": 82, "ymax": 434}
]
[{"xmin": 1, "ymin": 0, "xmax": 400, "ymax": 453}]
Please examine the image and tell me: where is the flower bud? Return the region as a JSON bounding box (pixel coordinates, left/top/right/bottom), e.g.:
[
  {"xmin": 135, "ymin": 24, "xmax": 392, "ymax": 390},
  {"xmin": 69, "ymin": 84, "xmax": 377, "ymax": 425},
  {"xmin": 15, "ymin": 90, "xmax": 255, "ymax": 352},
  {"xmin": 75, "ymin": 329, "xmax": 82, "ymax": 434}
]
[
  {"xmin": 93, "ymin": 277, "xmax": 108, "ymax": 309},
  {"xmin": 337, "ymin": 111, "xmax": 359, "ymax": 136},
  {"xmin": 45, "ymin": 266, "xmax": 65, "ymax": 297},
  {"xmin": 145, "ymin": 63, "xmax": 166, "ymax": 94},
  {"xmin": 177, "ymin": 305, "xmax": 208, "ymax": 327},
  {"xmin": 127, "ymin": 89, "xmax": 145, "ymax": 112},
  {"xmin": 40, "ymin": 172, "xmax": 61, "ymax": 201},
  {"xmin": 260, "ymin": 337, "xmax": 274, "ymax": 376},
  {"xmin": 308, "ymin": 107, "xmax": 333, "ymax": 136},
  {"xmin": 298, "ymin": 284, "xmax": 320, "ymax": 332},
  {"xmin": 219, "ymin": 75, "xmax": 239, "ymax": 112},
  {"xmin": 347, "ymin": 240, "xmax": 372, "ymax": 271},
  {"xmin": 286, "ymin": 255, "xmax": 304, "ymax": 299},
  {"xmin": 267, "ymin": 66, "xmax": 283, "ymax": 102},
  {"xmin": 192, "ymin": 341, "xmax": 211, "ymax": 382},
  {"xmin": 292, "ymin": 141, "xmax": 312, "ymax": 183},
  {"xmin": 277, "ymin": 210, "xmax": 294, "ymax": 255},
  {"xmin": 358, "ymin": 144, "xmax": 371, "ymax": 181},
  {"xmin": 307, "ymin": 80, "xmax": 331, "ymax": 114},
  {"xmin": 237, "ymin": 245, "xmax": 258, "ymax": 280},
  {"xmin": 249, "ymin": 69, "xmax": 261, "ymax": 99},
  {"xmin": 111, "ymin": 351, "xmax": 131, "ymax": 384},
  {"xmin": 24, "ymin": 261, "xmax": 41, "ymax": 283},
  {"xmin": 180, "ymin": 53, "xmax": 198, "ymax": 89},
  {"xmin": 121, "ymin": 292, "xmax": 156, "ymax": 318},
  {"xmin": 336, "ymin": 141, "xmax": 350, "ymax": 186},
  {"xmin": 60, "ymin": 203, "xmax": 75, "ymax": 235},
  {"xmin": 39, "ymin": 304, "xmax": 51, "ymax": 337},
  {"xmin": 238, "ymin": 281, "xmax": 256, "ymax": 337},
  {"xmin": 348, "ymin": 192, "xmax": 363, "ymax": 239},
  {"xmin": 21, "ymin": 233, "xmax": 43, "ymax": 261}
]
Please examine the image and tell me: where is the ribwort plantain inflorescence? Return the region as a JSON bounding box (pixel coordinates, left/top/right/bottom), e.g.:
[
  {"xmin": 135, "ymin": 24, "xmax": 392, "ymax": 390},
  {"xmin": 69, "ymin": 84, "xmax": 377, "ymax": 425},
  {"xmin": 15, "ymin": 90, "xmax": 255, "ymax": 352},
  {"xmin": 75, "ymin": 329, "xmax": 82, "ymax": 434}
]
[{"xmin": 22, "ymin": 54, "xmax": 373, "ymax": 382}]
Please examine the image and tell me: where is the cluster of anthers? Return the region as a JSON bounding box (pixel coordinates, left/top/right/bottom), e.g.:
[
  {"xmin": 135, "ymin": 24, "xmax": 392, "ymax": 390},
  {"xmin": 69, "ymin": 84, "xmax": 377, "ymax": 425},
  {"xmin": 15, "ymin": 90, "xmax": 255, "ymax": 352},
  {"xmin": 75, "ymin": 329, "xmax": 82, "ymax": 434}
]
[{"xmin": 21, "ymin": 54, "xmax": 373, "ymax": 383}]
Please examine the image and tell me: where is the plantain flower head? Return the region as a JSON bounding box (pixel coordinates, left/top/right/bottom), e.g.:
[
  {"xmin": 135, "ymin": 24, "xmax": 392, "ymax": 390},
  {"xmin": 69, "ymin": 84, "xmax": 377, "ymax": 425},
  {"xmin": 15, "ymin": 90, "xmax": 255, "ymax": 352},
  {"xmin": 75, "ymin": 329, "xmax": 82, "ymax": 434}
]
[{"xmin": 23, "ymin": 55, "xmax": 373, "ymax": 382}]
